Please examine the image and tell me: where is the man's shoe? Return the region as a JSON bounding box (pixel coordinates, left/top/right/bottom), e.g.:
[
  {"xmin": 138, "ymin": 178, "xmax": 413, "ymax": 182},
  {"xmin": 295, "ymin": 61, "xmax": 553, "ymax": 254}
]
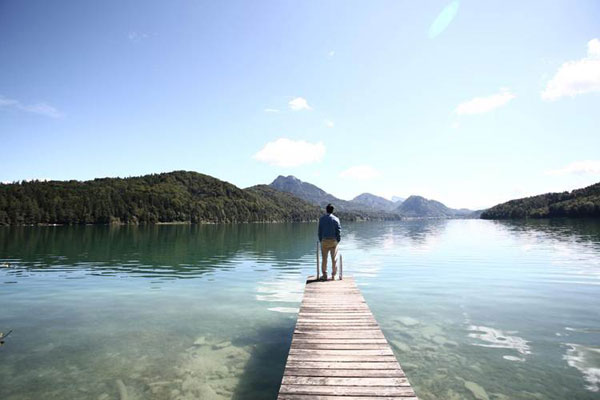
[
  {"xmin": 320, "ymin": 275, "xmax": 327, "ymax": 281},
  {"xmin": 331, "ymin": 275, "xmax": 336, "ymax": 281}
]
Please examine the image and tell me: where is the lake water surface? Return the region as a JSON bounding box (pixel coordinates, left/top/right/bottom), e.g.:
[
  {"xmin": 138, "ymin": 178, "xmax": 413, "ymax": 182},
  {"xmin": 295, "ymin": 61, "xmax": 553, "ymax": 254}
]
[{"xmin": 1, "ymin": 219, "xmax": 599, "ymax": 399}]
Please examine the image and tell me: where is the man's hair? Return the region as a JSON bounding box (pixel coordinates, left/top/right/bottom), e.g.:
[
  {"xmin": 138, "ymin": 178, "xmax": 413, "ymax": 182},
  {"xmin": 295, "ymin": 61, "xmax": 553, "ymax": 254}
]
[{"xmin": 326, "ymin": 204, "xmax": 334, "ymax": 214}]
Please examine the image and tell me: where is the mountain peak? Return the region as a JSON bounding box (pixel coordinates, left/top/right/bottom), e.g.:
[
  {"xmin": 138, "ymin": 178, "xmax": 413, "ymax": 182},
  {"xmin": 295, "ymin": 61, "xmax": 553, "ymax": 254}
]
[
  {"xmin": 403, "ymin": 195, "xmax": 427, "ymax": 202},
  {"xmin": 396, "ymin": 195, "xmax": 473, "ymax": 218},
  {"xmin": 271, "ymin": 175, "xmax": 307, "ymax": 187},
  {"xmin": 350, "ymin": 193, "xmax": 397, "ymax": 212},
  {"xmin": 269, "ymin": 175, "xmax": 336, "ymax": 208}
]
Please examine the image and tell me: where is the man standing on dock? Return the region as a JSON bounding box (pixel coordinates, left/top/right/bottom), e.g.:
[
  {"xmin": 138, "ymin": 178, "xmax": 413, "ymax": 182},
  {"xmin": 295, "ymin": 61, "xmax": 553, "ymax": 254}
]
[{"xmin": 318, "ymin": 203, "xmax": 341, "ymax": 281}]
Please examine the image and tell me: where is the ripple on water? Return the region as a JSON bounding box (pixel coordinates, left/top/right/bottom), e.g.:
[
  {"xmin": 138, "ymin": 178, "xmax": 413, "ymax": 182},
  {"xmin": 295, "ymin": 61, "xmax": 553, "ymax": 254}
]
[
  {"xmin": 267, "ymin": 307, "xmax": 299, "ymax": 313},
  {"xmin": 563, "ymin": 343, "xmax": 600, "ymax": 392},
  {"xmin": 467, "ymin": 325, "xmax": 530, "ymax": 359},
  {"xmin": 255, "ymin": 279, "xmax": 303, "ymax": 303}
]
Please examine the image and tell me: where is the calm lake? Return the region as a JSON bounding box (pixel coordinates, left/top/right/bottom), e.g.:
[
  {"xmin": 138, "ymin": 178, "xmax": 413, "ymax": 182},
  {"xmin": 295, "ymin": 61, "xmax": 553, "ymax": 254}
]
[{"xmin": 1, "ymin": 219, "xmax": 599, "ymax": 400}]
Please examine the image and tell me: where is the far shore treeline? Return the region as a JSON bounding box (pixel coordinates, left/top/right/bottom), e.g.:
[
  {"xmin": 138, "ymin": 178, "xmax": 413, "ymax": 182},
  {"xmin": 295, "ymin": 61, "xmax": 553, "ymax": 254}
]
[
  {"xmin": 481, "ymin": 182, "xmax": 600, "ymax": 219},
  {"xmin": 0, "ymin": 171, "xmax": 324, "ymax": 225},
  {"xmin": 0, "ymin": 170, "xmax": 598, "ymax": 225},
  {"xmin": 0, "ymin": 171, "xmax": 401, "ymax": 225}
]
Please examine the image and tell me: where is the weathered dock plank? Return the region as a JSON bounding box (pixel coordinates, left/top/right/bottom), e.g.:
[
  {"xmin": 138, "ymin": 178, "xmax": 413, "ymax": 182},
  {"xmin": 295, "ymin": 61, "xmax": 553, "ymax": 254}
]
[{"xmin": 277, "ymin": 276, "xmax": 417, "ymax": 399}]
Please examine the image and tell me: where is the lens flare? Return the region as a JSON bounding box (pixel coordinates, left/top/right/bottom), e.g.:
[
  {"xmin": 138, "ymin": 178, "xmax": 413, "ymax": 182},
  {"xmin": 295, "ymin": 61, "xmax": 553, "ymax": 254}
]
[{"xmin": 429, "ymin": 1, "xmax": 460, "ymax": 38}]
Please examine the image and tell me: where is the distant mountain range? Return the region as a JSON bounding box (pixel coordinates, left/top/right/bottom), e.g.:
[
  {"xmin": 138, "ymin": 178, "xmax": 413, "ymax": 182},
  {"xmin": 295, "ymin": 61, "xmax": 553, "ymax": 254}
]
[
  {"xmin": 270, "ymin": 175, "xmax": 477, "ymax": 219},
  {"xmin": 270, "ymin": 175, "xmax": 401, "ymax": 220},
  {"xmin": 0, "ymin": 171, "xmax": 484, "ymax": 225},
  {"xmin": 481, "ymin": 182, "xmax": 600, "ymax": 219}
]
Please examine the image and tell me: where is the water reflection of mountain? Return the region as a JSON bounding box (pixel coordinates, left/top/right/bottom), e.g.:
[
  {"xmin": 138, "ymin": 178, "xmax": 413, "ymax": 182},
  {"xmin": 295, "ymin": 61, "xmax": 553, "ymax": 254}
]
[
  {"xmin": 239, "ymin": 222, "xmax": 317, "ymax": 264},
  {"xmin": 345, "ymin": 220, "xmax": 448, "ymax": 251},
  {"xmin": 0, "ymin": 223, "xmax": 318, "ymax": 278}
]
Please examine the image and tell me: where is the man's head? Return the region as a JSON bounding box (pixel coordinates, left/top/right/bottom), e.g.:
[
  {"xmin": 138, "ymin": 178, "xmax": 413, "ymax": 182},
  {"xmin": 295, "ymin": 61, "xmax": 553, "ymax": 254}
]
[{"xmin": 326, "ymin": 204, "xmax": 334, "ymax": 214}]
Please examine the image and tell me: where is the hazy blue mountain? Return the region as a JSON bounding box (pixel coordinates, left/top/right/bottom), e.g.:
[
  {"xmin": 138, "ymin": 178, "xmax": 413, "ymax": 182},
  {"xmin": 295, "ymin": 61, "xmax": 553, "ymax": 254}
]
[
  {"xmin": 395, "ymin": 195, "xmax": 475, "ymax": 218},
  {"xmin": 481, "ymin": 182, "xmax": 600, "ymax": 219},
  {"xmin": 392, "ymin": 196, "xmax": 405, "ymax": 203},
  {"xmin": 350, "ymin": 193, "xmax": 396, "ymax": 212},
  {"xmin": 468, "ymin": 209, "xmax": 485, "ymax": 218},
  {"xmin": 269, "ymin": 175, "xmax": 477, "ymax": 219},
  {"xmin": 395, "ymin": 195, "xmax": 453, "ymax": 218}
]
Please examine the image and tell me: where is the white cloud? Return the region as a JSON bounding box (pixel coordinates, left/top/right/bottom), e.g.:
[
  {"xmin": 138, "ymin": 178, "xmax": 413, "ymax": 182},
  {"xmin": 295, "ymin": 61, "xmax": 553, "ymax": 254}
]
[
  {"xmin": 546, "ymin": 160, "xmax": 600, "ymax": 176},
  {"xmin": 128, "ymin": 31, "xmax": 149, "ymax": 42},
  {"xmin": 339, "ymin": 165, "xmax": 381, "ymax": 180},
  {"xmin": 325, "ymin": 119, "xmax": 334, "ymax": 128},
  {"xmin": 21, "ymin": 103, "xmax": 62, "ymax": 118},
  {"xmin": 0, "ymin": 95, "xmax": 62, "ymax": 118},
  {"xmin": 2, "ymin": 178, "xmax": 50, "ymax": 184},
  {"xmin": 589, "ymin": 38, "xmax": 600, "ymax": 57},
  {"xmin": 542, "ymin": 38, "xmax": 600, "ymax": 101},
  {"xmin": 253, "ymin": 138, "xmax": 325, "ymax": 167},
  {"xmin": 0, "ymin": 97, "xmax": 18, "ymax": 107},
  {"xmin": 25, "ymin": 177, "xmax": 50, "ymax": 182},
  {"xmin": 264, "ymin": 108, "xmax": 280, "ymax": 113},
  {"xmin": 288, "ymin": 97, "xmax": 312, "ymax": 111},
  {"xmin": 455, "ymin": 89, "xmax": 516, "ymax": 115}
]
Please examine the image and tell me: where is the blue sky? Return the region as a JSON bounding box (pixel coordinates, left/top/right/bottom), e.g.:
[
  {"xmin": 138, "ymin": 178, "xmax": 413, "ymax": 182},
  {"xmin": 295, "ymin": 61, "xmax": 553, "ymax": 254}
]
[{"xmin": 1, "ymin": 1, "xmax": 599, "ymax": 209}]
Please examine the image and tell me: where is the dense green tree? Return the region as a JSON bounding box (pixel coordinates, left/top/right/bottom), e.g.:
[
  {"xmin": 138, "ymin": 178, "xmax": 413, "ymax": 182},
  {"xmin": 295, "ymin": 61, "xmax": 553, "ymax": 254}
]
[
  {"xmin": 481, "ymin": 182, "xmax": 600, "ymax": 219},
  {"xmin": 0, "ymin": 171, "xmax": 322, "ymax": 225}
]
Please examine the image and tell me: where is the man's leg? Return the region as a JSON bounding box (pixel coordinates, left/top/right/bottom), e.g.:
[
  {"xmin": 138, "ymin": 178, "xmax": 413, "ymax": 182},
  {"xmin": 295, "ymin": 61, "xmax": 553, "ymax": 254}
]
[
  {"xmin": 330, "ymin": 243, "xmax": 338, "ymax": 278},
  {"xmin": 321, "ymin": 242, "xmax": 329, "ymax": 278}
]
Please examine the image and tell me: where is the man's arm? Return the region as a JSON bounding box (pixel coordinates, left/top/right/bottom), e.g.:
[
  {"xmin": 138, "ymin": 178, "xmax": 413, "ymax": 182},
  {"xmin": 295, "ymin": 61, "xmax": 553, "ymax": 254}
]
[
  {"xmin": 318, "ymin": 219, "xmax": 323, "ymax": 242},
  {"xmin": 335, "ymin": 218, "xmax": 341, "ymax": 242}
]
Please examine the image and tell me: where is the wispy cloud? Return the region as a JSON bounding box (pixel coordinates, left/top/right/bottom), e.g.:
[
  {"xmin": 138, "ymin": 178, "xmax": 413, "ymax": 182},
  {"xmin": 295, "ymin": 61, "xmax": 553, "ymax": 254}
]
[
  {"xmin": 0, "ymin": 95, "xmax": 62, "ymax": 118},
  {"xmin": 455, "ymin": 88, "xmax": 515, "ymax": 115},
  {"xmin": 339, "ymin": 165, "xmax": 381, "ymax": 180},
  {"xmin": 546, "ymin": 160, "xmax": 600, "ymax": 176},
  {"xmin": 253, "ymin": 138, "xmax": 325, "ymax": 167},
  {"xmin": 325, "ymin": 119, "xmax": 334, "ymax": 128},
  {"xmin": 542, "ymin": 38, "xmax": 600, "ymax": 101},
  {"xmin": 128, "ymin": 31, "xmax": 149, "ymax": 43},
  {"xmin": 328, "ymin": 50, "xmax": 335, "ymax": 58},
  {"xmin": 264, "ymin": 108, "xmax": 280, "ymax": 113},
  {"xmin": 288, "ymin": 97, "xmax": 312, "ymax": 111}
]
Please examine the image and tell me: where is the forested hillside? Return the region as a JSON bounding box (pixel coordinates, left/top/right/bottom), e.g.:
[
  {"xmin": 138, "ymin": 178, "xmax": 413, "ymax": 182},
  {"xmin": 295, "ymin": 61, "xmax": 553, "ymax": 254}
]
[
  {"xmin": 481, "ymin": 182, "xmax": 600, "ymax": 219},
  {"xmin": 0, "ymin": 171, "xmax": 321, "ymax": 225}
]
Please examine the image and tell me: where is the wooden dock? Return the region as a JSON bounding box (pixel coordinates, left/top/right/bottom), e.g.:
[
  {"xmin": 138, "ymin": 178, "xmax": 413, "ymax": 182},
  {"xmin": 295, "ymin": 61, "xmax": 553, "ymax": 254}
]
[{"xmin": 278, "ymin": 276, "xmax": 418, "ymax": 399}]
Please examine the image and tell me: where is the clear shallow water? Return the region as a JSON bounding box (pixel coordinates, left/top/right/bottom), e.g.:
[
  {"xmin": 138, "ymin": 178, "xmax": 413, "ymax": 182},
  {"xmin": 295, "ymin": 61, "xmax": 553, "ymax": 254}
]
[{"xmin": 1, "ymin": 219, "xmax": 599, "ymax": 400}]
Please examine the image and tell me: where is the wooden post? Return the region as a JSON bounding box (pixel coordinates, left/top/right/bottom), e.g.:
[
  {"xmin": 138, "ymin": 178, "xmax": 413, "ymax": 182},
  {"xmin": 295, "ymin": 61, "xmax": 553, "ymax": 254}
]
[{"xmin": 316, "ymin": 241, "xmax": 320, "ymax": 280}]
